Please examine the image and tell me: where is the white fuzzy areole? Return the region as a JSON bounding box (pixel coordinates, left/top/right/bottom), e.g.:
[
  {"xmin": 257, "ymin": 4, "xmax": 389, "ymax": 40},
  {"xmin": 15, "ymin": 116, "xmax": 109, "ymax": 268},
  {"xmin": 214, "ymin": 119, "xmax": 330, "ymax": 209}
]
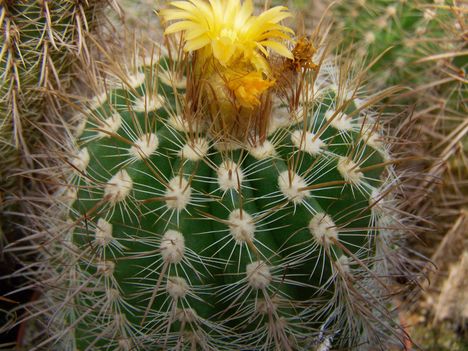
[
  {"xmin": 71, "ymin": 147, "xmax": 90, "ymax": 173},
  {"xmin": 369, "ymin": 188, "xmax": 382, "ymax": 206},
  {"xmin": 159, "ymin": 69, "xmax": 187, "ymax": 89},
  {"xmin": 309, "ymin": 213, "xmax": 338, "ymax": 245},
  {"xmin": 104, "ymin": 170, "xmax": 133, "ymax": 204},
  {"xmin": 97, "ymin": 260, "xmax": 115, "ymax": 277},
  {"xmin": 168, "ymin": 115, "xmax": 190, "ymax": 132},
  {"xmin": 160, "ymin": 230, "xmax": 185, "ymax": 264},
  {"xmin": 126, "ymin": 71, "xmax": 145, "ymax": 89},
  {"xmin": 179, "ymin": 138, "xmax": 209, "ymax": 161},
  {"xmin": 106, "ymin": 288, "xmax": 120, "ymax": 302},
  {"xmin": 291, "ymin": 130, "xmax": 325, "ymax": 156},
  {"xmin": 74, "ymin": 113, "xmax": 88, "ymax": 137},
  {"xmin": 377, "ymin": 16, "xmax": 388, "ymax": 29},
  {"xmin": 246, "ymin": 261, "xmax": 272, "ymax": 290},
  {"xmin": 130, "ymin": 133, "xmax": 159, "ymax": 160},
  {"xmin": 337, "ymin": 157, "xmax": 363, "ymax": 186},
  {"xmin": 95, "ymin": 218, "xmax": 113, "ymax": 247},
  {"xmin": 369, "ymin": 188, "xmax": 387, "ymax": 217},
  {"xmin": 248, "ymin": 141, "xmax": 276, "ymax": 160},
  {"xmin": 89, "ymin": 91, "xmax": 107, "ymax": 110},
  {"xmin": 278, "ymin": 171, "xmax": 310, "ymax": 204},
  {"xmin": 60, "ymin": 187, "xmax": 78, "ymax": 206},
  {"xmin": 166, "ymin": 276, "xmax": 189, "ymax": 299},
  {"xmin": 217, "ymin": 160, "xmax": 244, "ymax": 191},
  {"xmin": 367, "ymin": 132, "xmax": 389, "ymax": 160},
  {"xmin": 165, "ymin": 177, "xmax": 191, "ymax": 211},
  {"xmin": 133, "ymin": 94, "xmax": 164, "ymax": 112},
  {"xmin": 364, "ymin": 130, "xmax": 382, "ymax": 149},
  {"xmin": 365, "ymin": 31, "xmax": 376, "ymax": 44},
  {"xmin": 324, "ymin": 110, "xmax": 353, "ymax": 131},
  {"xmin": 269, "ymin": 105, "xmax": 292, "ymax": 134},
  {"xmin": 229, "ymin": 209, "xmax": 255, "ymax": 244},
  {"xmin": 386, "ymin": 5, "xmax": 397, "ymax": 16},
  {"xmin": 98, "ymin": 113, "xmax": 122, "ymax": 138},
  {"xmin": 316, "ymin": 337, "xmax": 332, "ymax": 351},
  {"xmin": 176, "ymin": 308, "xmax": 198, "ymax": 323}
]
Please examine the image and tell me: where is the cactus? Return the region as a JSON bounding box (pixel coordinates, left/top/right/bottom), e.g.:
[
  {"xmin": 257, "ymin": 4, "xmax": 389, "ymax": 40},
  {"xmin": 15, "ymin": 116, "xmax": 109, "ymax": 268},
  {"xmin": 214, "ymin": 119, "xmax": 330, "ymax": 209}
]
[
  {"xmin": 333, "ymin": 0, "xmax": 467, "ymax": 87},
  {"xmin": 0, "ymin": 0, "xmax": 116, "ymax": 206},
  {"xmin": 5, "ymin": 1, "xmax": 414, "ymax": 350},
  {"xmin": 328, "ymin": 1, "xmax": 467, "ymax": 348},
  {"xmin": 331, "ymin": 0, "xmax": 467, "ymax": 236},
  {"xmin": 0, "ymin": 1, "xmax": 118, "ymax": 347}
]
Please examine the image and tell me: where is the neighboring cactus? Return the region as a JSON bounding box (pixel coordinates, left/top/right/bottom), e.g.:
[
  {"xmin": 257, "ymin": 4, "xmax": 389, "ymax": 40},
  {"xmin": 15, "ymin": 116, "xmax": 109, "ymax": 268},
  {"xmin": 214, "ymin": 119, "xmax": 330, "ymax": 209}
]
[
  {"xmin": 0, "ymin": 0, "xmax": 116, "ymax": 201},
  {"xmin": 5, "ymin": 1, "xmax": 414, "ymax": 350},
  {"xmin": 333, "ymin": 1, "xmax": 466, "ymax": 86},
  {"xmin": 331, "ymin": 0, "xmax": 467, "ymax": 247},
  {"xmin": 0, "ymin": 1, "xmax": 118, "ymax": 347},
  {"xmin": 328, "ymin": 1, "xmax": 467, "ymax": 348}
]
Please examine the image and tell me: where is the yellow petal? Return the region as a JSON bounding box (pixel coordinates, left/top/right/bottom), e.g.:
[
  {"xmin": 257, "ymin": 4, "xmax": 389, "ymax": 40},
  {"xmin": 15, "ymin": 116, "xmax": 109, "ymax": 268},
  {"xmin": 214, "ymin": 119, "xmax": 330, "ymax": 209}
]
[
  {"xmin": 185, "ymin": 36, "xmax": 211, "ymax": 51},
  {"xmin": 260, "ymin": 40, "xmax": 293, "ymax": 59},
  {"xmin": 165, "ymin": 20, "xmax": 198, "ymax": 34}
]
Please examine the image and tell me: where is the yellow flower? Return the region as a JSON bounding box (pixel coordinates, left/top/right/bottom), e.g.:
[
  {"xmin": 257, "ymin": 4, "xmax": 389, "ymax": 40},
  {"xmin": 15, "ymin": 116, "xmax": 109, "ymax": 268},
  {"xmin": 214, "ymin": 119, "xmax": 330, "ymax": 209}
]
[
  {"xmin": 225, "ymin": 70, "xmax": 275, "ymax": 108},
  {"xmin": 161, "ymin": 0, "xmax": 296, "ymax": 134},
  {"xmin": 160, "ymin": 0, "xmax": 294, "ymax": 68}
]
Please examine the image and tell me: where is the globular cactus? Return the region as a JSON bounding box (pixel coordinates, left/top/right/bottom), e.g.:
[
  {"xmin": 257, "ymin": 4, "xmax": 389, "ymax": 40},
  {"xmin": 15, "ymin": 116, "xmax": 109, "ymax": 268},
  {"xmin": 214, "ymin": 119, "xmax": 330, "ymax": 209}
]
[{"xmin": 9, "ymin": 1, "xmax": 413, "ymax": 350}]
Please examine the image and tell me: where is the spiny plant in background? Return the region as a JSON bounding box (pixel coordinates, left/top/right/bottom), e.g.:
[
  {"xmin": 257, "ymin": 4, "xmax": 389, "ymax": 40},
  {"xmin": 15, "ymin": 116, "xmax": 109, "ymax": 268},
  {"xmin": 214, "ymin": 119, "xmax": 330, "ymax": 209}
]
[
  {"xmin": 0, "ymin": 0, "xmax": 118, "ymax": 347},
  {"xmin": 4, "ymin": 0, "xmax": 415, "ymax": 350},
  {"xmin": 404, "ymin": 1, "xmax": 467, "ymax": 343},
  {"xmin": 332, "ymin": 0, "xmax": 465, "ymax": 86},
  {"xmin": 330, "ymin": 0, "xmax": 467, "ymax": 347},
  {"xmin": 332, "ymin": 0, "xmax": 467, "ymax": 279},
  {"xmin": 332, "ymin": 0, "xmax": 416, "ymax": 85},
  {"xmin": 330, "ymin": 0, "xmax": 467, "ymax": 245},
  {"xmin": 393, "ymin": 0, "xmax": 467, "ymax": 219},
  {"xmin": 0, "ymin": 0, "xmax": 117, "ymax": 235}
]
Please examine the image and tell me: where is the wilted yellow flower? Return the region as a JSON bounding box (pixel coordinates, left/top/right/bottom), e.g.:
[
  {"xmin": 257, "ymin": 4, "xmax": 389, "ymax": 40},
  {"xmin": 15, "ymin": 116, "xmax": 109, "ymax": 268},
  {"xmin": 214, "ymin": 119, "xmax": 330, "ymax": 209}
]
[{"xmin": 161, "ymin": 0, "xmax": 294, "ymax": 69}]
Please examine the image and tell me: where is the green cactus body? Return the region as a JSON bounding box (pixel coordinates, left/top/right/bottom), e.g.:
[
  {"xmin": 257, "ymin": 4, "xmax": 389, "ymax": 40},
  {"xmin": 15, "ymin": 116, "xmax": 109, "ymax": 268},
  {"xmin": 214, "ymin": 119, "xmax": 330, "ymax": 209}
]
[{"xmin": 56, "ymin": 45, "xmax": 403, "ymax": 350}]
